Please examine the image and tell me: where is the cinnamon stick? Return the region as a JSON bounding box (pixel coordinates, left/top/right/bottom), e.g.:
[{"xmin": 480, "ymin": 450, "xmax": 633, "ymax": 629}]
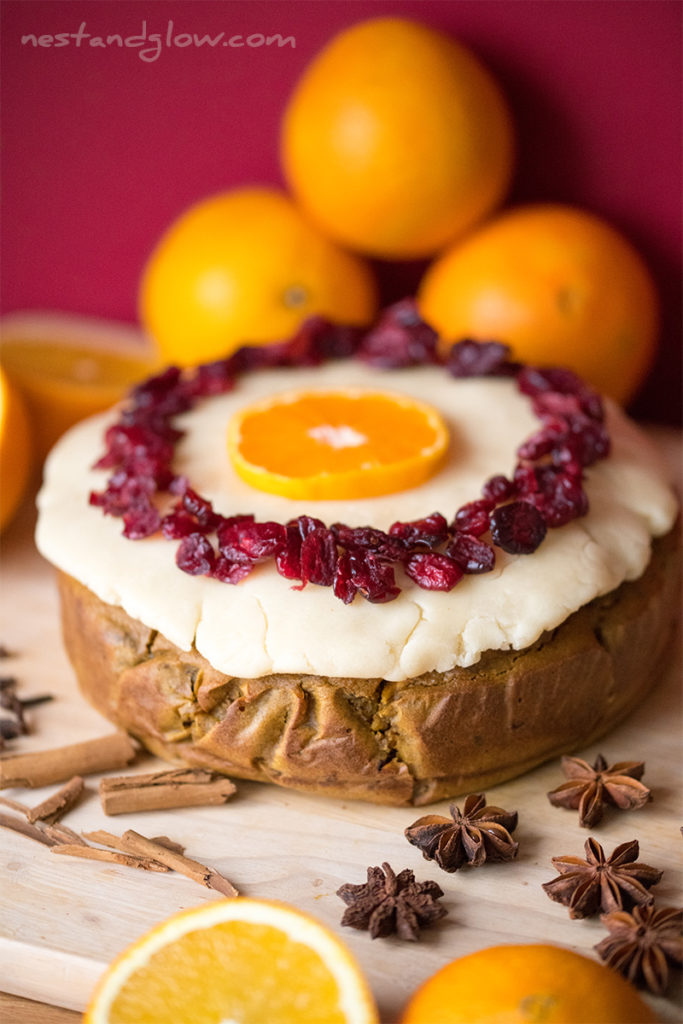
[
  {"xmin": 27, "ymin": 775, "xmax": 84, "ymax": 823},
  {"xmin": 119, "ymin": 829, "xmax": 239, "ymax": 897},
  {"xmin": 0, "ymin": 811, "xmax": 54, "ymax": 846},
  {"xmin": 0, "ymin": 732, "xmax": 136, "ymax": 788},
  {"xmin": 99, "ymin": 768, "xmax": 236, "ymax": 815},
  {"xmin": 0, "ymin": 794, "xmax": 32, "ymax": 818},
  {"xmin": 43, "ymin": 822, "xmax": 88, "ymax": 846},
  {"xmin": 51, "ymin": 844, "xmax": 171, "ymax": 872}
]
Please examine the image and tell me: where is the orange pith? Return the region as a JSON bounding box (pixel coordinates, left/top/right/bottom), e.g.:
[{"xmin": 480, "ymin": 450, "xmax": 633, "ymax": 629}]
[
  {"xmin": 227, "ymin": 388, "xmax": 449, "ymax": 499},
  {"xmin": 84, "ymin": 898, "xmax": 378, "ymax": 1024}
]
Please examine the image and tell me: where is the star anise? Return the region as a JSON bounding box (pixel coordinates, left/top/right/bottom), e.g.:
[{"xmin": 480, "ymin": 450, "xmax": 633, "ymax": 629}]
[
  {"xmin": 595, "ymin": 904, "xmax": 683, "ymax": 995},
  {"xmin": 404, "ymin": 793, "xmax": 518, "ymax": 871},
  {"xmin": 336, "ymin": 861, "xmax": 447, "ymax": 940},
  {"xmin": 542, "ymin": 837, "xmax": 662, "ymax": 919},
  {"xmin": 547, "ymin": 753, "xmax": 651, "ymax": 828}
]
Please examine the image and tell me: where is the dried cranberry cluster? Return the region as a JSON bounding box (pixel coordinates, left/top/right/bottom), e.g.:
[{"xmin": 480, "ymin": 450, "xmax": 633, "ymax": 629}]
[{"xmin": 89, "ymin": 299, "xmax": 610, "ymax": 604}]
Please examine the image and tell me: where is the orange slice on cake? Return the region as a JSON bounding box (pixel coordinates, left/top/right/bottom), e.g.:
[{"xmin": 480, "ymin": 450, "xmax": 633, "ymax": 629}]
[
  {"xmin": 227, "ymin": 388, "xmax": 449, "ymax": 500},
  {"xmin": 84, "ymin": 898, "xmax": 379, "ymax": 1024}
]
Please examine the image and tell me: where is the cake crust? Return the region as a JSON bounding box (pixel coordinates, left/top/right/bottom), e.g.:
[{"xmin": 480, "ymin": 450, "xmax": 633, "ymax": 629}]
[{"xmin": 57, "ymin": 527, "xmax": 679, "ymax": 806}]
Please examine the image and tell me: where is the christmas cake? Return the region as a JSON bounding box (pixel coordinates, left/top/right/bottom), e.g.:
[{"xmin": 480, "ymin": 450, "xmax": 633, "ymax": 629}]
[{"xmin": 35, "ymin": 312, "xmax": 679, "ymax": 805}]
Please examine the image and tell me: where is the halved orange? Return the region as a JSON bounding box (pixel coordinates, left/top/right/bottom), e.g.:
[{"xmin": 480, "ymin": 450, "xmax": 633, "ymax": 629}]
[
  {"xmin": 227, "ymin": 388, "xmax": 450, "ymax": 500},
  {"xmin": 84, "ymin": 898, "xmax": 379, "ymax": 1024},
  {"xmin": 1, "ymin": 311, "xmax": 161, "ymax": 458},
  {"xmin": 0, "ymin": 365, "xmax": 33, "ymax": 531}
]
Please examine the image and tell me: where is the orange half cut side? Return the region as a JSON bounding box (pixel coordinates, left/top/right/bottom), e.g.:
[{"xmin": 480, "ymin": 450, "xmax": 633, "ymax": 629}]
[
  {"xmin": 84, "ymin": 897, "xmax": 379, "ymax": 1024},
  {"xmin": 227, "ymin": 388, "xmax": 450, "ymax": 500}
]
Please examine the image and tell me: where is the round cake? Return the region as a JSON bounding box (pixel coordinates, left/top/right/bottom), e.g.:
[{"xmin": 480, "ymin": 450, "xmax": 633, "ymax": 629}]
[{"xmin": 35, "ymin": 323, "xmax": 679, "ymax": 805}]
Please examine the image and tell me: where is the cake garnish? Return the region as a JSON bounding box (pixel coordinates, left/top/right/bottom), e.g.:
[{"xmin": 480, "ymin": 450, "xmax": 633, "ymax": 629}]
[
  {"xmin": 489, "ymin": 499, "xmax": 547, "ymax": 555},
  {"xmin": 89, "ymin": 299, "xmax": 611, "ymax": 604},
  {"xmin": 547, "ymin": 753, "xmax": 651, "ymax": 828},
  {"xmin": 404, "ymin": 793, "xmax": 519, "ymax": 871},
  {"xmin": 542, "ymin": 838, "xmax": 662, "ymax": 919},
  {"xmin": 336, "ymin": 861, "xmax": 447, "ymax": 940},
  {"xmin": 595, "ymin": 905, "xmax": 683, "ymax": 995}
]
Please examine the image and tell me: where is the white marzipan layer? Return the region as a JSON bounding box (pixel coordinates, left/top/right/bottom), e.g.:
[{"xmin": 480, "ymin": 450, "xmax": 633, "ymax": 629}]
[{"xmin": 35, "ymin": 363, "xmax": 678, "ymax": 682}]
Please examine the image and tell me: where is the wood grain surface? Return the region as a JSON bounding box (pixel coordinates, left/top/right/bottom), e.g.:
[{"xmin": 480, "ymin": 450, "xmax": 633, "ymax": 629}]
[{"xmin": 0, "ymin": 428, "xmax": 681, "ymax": 1023}]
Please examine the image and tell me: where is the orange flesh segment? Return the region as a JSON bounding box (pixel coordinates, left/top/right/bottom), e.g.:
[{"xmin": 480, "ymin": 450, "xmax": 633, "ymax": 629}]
[
  {"xmin": 227, "ymin": 388, "xmax": 449, "ymax": 499},
  {"xmin": 109, "ymin": 920, "xmax": 349, "ymax": 1024}
]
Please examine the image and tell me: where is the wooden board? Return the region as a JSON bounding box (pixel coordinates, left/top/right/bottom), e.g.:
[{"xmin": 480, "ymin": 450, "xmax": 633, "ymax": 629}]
[{"xmin": 1, "ymin": 433, "xmax": 681, "ymax": 1023}]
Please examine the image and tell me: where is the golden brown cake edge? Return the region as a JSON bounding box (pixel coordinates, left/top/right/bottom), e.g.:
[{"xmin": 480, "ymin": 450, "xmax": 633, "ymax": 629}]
[{"xmin": 56, "ymin": 527, "xmax": 680, "ymax": 806}]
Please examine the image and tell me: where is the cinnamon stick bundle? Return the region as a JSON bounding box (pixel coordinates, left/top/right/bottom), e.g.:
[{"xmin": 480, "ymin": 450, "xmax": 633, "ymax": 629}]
[
  {"xmin": 51, "ymin": 844, "xmax": 171, "ymax": 872},
  {"xmin": 0, "ymin": 732, "xmax": 136, "ymax": 788},
  {"xmin": 99, "ymin": 768, "xmax": 236, "ymax": 815},
  {"xmin": 118, "ymin": 829, "xmax": 238, "ymax": 897}
]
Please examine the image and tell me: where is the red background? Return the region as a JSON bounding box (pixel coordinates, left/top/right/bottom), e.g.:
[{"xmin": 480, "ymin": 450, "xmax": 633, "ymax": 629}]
[{"xmin": 1, "ymin": 0, "xmax": 681, "ymax": 422}]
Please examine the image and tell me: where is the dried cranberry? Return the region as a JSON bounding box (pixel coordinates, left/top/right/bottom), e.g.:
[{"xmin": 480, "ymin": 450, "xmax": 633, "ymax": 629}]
[
  {"xmin": 405, "ymin": 552, "xmax": 463, "ymax": 591},
  {"xmin": 517, "ymin": 419, "xmax": 569, "ymax": 460},
  {"xmin": 212, "ymin": 555, "xmax": 254, "ymax": 584},
  {"xmin": 129, "ymin": 367, "xmax": 192, "ymax": 420},
  {"xmin": 481, "ymin": 473, "xmax": 515, "ymax": 503},
  {"xmin": 188, "ymin": 359, "xmax": 236, "ymax": 397},
  {"xmin": 277, "ymin": 316, "xmax": 363, "ymax": 366},
  {"xmin": 517, "ymin": 366, "xmax": 584, "ymax": 397},
  {"xmin": 389, "ymin": 512, "xmax": 449, "ymax": 549},
  {"xmin": 333, "ymin": 551, "xmax": 356, "ymax": 604},
  {"xmin": 300, "ymin": 527, "xmax": 337, "ymax": 587},
  {"xmin": 182, "ymin": 488, "xmax": 221, "ymax": 531},
  {"xmin": 291, "ymin": 514, "xmax": 326, "ymax": 540},
  {"xmin": 532, "ymin": 472, "xmax": 589, "ymax": 527},
  {"xmin": 446, "ymin": 339, "xmax": 518, "ymax": 377},
  {"xmin": 447, "ymin": 533, "xmax": 495, "ymax": 574},
  {"xmin": 161, "ymin": 510, "xmax": 201, "ymax": 539},
  {"xmin": 90, "ymin": 472, "xmax": 157, "ymax": 517},
  {"xmin": 318, "ymin": 324, "xmax": 364, "ymax": 361},
  {"xmin": 332, "ymin": 524, "xmax": 407, "ymax": 561},
  {"xmin": 233, "ymin": 521, "xmax": 286, "ymax": 561},
  {"xmin": 100, "ymin": 423, "xmax": 174, "ymax": 464},
  {"xmin": 176, "ymin": 532, "xmax": 216, "ymax": 575},
  {"xmin": 570, "ymin": 420, "xmax": 611, "ymax": 466},
  {"xmin": 357, "ymin": 299, "xmax": 439, "ymax": 368},
  {"xmin": 122, "ymin": 502, "xmax": 161, "ymax": 539},
  {"xmin": 275, "ymin": 524, "xmax": 303, "ymax": 581},
  {"xmin": 512, "ymin": 464, "xmax": 539, "ymax": 497},
  {"xmin": 453, "ymin": 499, "xmax": 493, "ymax": 537},
  {"xmin": 490, "ymin": 501, "xmax": 547, "ymax": 555},
  {"xmin": 531, "ymin": 391, "xmax": 584, "ymax": 421},
  {"xmin": 346, "ymin": 551, "xmax": 400, "ymax": 603}
]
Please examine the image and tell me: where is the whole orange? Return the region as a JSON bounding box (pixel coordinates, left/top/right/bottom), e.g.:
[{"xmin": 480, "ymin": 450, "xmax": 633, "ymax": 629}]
[
  {"xmin": 418, "ymin": 204, "xmax": 658, "ymax": 405},
  {"xmin": 281, "ymin": 17, "xmax": 514, "ymax": 260},
  {"xmin": 400, "ymin": 944, "xmax": 656, "ymax": 1024},
  {"xmin": 139, "ymin": 187, "xmax": 378, "ymax": 367}
]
